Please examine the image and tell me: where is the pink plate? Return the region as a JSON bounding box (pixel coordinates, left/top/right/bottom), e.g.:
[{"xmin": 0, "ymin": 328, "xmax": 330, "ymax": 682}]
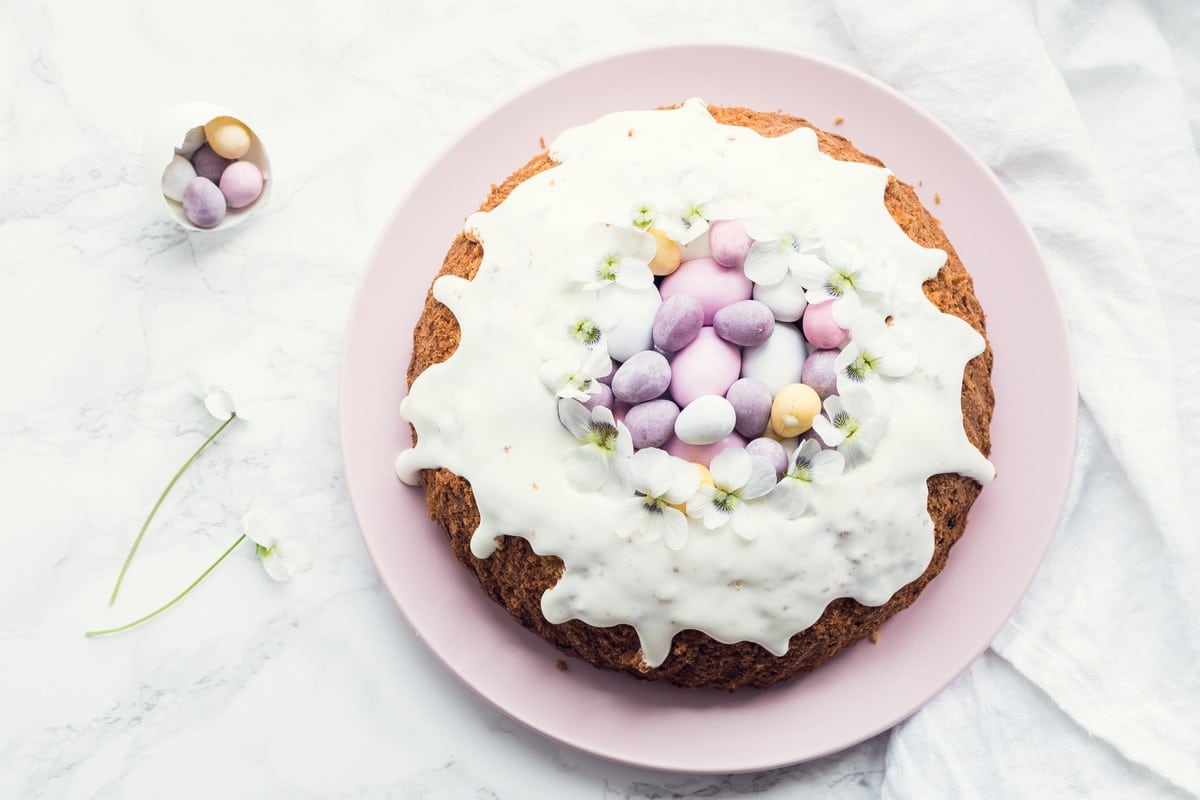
[{"xmin": 339, "ymin": 45, "xmax": 1076, "ymax": 773}]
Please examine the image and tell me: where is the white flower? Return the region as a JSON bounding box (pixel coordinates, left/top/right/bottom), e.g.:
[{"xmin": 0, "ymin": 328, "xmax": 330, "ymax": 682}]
[
  {"xmin": 630, "ymin": 200, "xmax": 657, "ymax": 230},
  {"xmin": 572, "ymin": 223, "xmax": 656, "ymax": 291},
  {"xmin": 792, "ymin": 236, "xmax": 886, "ymax": 310},
  {"xmin": 834, "ymin": 312, "xmax": 916, "ymax": 394},
  {"xmin": 559, "ymin": 400, "xmax": 633, "ymax": 491},
  {"xmin": 243, "ymin": 509, "xmax": 313, "ymax": 582},
  {"xmin": 811, "ymin": 389, "xmax": 889, "ymax": 465},
  {"xmin": 538, "ymin": 346, "xmax": 611, "ymax": 402},
  {"xmin": 654, "ymin": 170, "xmax": 737, "ymax": 244},
  {"xmin": 190, "ymin": 369, "xmax": 241, "ymax": 421},
  {"xmin": 685, "ymin": 449, "xmax": 776, "ymax": 540},
  {"xmin": 614, "ymin": 448, "xmax": 702, "ymax": 550},
  {"xmin": 743, "ymin": 202, "xmax": 831, "ymax": 287},
  {"xmin": 770, "ymin": 440, "xmax": 845, "ymax": 518}
]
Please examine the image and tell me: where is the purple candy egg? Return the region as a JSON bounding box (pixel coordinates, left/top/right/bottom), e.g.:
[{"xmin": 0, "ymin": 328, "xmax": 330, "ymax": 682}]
[
  {"xmin": 624, "ymin": 399, "xmax": 681, "ymax": 450},
  {"xmin": 218, "ymin": 160, "xmax": 264, "ymax": 209},
  {"xmin": 652, "ymin": 294, "xmax": 704, "ymax": 353},
  {"xmin": 582, "ymin": 383, "xmax": 614, "ymax": 412},
  {"xmin": 709, "ymin": 219, "xmax": 753, "ymax": 268},
  {"xmin": 801, "ymin": 349, "xmax": 840, "ymax": 399},
  {"xmin": 746, "ymin": 437, "xmax": 788, "ymax": 479},
  {"xmin": 713, "ymin": 300, "xmax": 776, "ymax": 347},
  {"xmin": 182, "ymin": 177, "xmax": 227, "ymax": 228},
  {"xmin": 190, "ymin": 143, "xmax": 232, "ymax": 183},
  {"xmin": 611, "ymin": 350, "xmax": 671, "ymax": 404},
  {"xmin": 725, "ymin": 377, "xmax": 772, "ymax": 438}
]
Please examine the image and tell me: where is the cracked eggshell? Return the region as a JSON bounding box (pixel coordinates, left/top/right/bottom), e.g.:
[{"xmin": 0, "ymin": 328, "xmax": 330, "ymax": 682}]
[{"xmin": 142, "ymin": 102, "xmax": 273, "ymax": 232}]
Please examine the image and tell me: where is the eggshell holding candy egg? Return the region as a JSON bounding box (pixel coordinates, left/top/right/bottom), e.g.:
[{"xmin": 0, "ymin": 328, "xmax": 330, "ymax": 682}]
[
  {"xmin": 659, "ymin": 257, "xmax": 753, "ymax": 325},
  {"xmin": 669, "ymin": 327, "xmax": 741, "ymax": 407},
  {"xmin": 741, "ymin": 323, "xmax": 808, "ymax": 395}
]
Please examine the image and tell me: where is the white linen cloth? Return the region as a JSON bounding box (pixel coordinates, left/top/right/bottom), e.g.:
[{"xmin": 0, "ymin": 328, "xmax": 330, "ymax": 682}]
[{"xmin": 828, "ymin": 0, "xmax": 1200, "ymax": 796}]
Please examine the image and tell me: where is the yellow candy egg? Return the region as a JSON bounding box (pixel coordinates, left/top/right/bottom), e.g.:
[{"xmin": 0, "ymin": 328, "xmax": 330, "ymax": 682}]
[
  {"xmin": 770, "ymin": 383, "xmax": 821, "ymax": 438},
  {"xmin": 669, "ymin": 463, "xmax": 712, "ymax": 512},
  {"xmin": 647, "ymin": 227, "xmax": 682, "ymax": 276},
  {"xmin": 204, "ymin": 116, "xmax": 252, "ymax": 159}
]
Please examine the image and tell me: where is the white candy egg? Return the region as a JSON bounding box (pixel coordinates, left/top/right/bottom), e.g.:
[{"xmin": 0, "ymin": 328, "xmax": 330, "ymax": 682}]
[{"xmin": 674, "ymin": 395, "xmax": 737, "ymax": 445}]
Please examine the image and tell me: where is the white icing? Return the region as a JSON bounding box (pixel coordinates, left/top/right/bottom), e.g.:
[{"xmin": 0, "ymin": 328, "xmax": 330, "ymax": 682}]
[{"xmin": 395, "ymin": 100, "xmax": 994, "ymax": 667}]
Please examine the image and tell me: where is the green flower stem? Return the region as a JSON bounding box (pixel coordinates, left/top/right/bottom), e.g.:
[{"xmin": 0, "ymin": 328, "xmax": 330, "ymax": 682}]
[
  {"xmin": 87, "ymin": 534, "xmax": 246, "ymax": 638},
  {"xmin": 108, "ymin": 413, "xmax": 235, "ymax": 606}
]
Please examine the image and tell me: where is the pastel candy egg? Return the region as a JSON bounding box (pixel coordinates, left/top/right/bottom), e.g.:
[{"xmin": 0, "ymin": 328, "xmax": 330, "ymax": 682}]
[
  {"xmin": 190, "ymin": 143, "xmax": 231, "ymax": 183},
  {"xmin": 582, "ymin": 383, "xmax": 614, "ymax": 412},
  {"xmin": 669, "ymin": 327, "xmax": 740, "ymax": 407},
  {"xmin": 611, "ymin": 350, "xmax": 671, "ymax": 404},
  {"xmin": 647, "ymin": 227, "xmax": 682, "ymax": 276},
  {"xmin": 801, "ymin": 349, "xmax": 839, "ymax": 399},
  {"xmin": 746, "ymin": 437, "xmax": 788, "ymax": 479},
  {"xmin": 203, "ymin": 116, "xmax": 252, "ymax": 159},
  {"xmin": 625, "ymin": 399, "xmax": 680, "ymax": 449},
  {"xmin": 725, "ymin": 377, "xmax": 772, "ymax": 438},
  {"xmin": 611, "ymin": 400, "xmax": 631, "ymax": 425},
  {"xmin": 741, "ymin": 322, "xmax": 808, "ymax": 395},
  {"xmin": 709, "ymin": 219, "xmax": 753, "ymax": 268},
  {"xmin": 753, "ymin": 276, "xmax": 808, "ymax": 322},
  {"xmin": 674, "ymin": 395, "xmax": 736, "ymax": 445},
  {"xmin": 770, "ymin": 383, "xmax": 821, "ymax": 437},
  {"xmin": 218, "ymin": 160, "xmax": 264, "ymax": 209},
  {"xmin": 665, "ymin": 432, "xmax": 747, "ymax": 467},
  {"xmin": 660, "ymin": 257, "xmax": 753, "ymax": 324},
  {"xmin": 182, "ymin": 177, "xmax": 226, "ymax": 228},
  {"xmin": 802, "ymin": 301, "xmax": 848, "ymax": 349},
  {"xmin": 603, "ymin": 284, "xmax": 662, "ymax": 362},
  {"xmin": 161, "ymin": 154, "xmax": 196, "ymax": 202},
  {"xmin": 652, "ymin": 294, "xmax": 703, "ymax": 352},
  {"xmin": 713, "ymin": 300, "xmax": 775, "ymax": 347}
]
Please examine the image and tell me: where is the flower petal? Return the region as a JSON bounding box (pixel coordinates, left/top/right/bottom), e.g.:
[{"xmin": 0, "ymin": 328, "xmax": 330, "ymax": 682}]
[
  {"xmin": 702, "ymin": 502, "xmax": 730, "ymax": 531},
  {"xmin": 259, "ymin": 549, "xmax": 295, "ymax": 582},
  {"xmin": 740, "ymin": 456, "xmax": 778, "ymax": 500},
  {"xmin": 664, "ymin": 461, "xmax": 702, "ymax": 505},
  {"xmin": 615, "ymin": 261, "xmax": 655, "ymax": 289},
  {"xmin": 743, "ymin": 241, "xmax": 789, "ymax": 285},
  {"xmin": 788, "ymin": 254, "xmax": 830, "ymax": 288},
  {"xmin": 811, "ymin": 414, "xmax": 844, "ymax": 447},
  {"xmin": 770, "ymin": 479, "xmax": 811, "ymax": 519},
  {"xmin": 242, "ymin": 509, "xmax": 279, "ymax": 548},
  {"xmin": 565, "ymin": 445, "xmax": 611, "ymax": 491},
  {"xmin": 203, "ymin": 389, "xmax": 236, "ymax": 421},
  {"xmin": 613, "ymin": 497, "xmax": 646, "ymax": 538},
  {"xmin": 810, "ymin": 449, "xmax": 845, "ymax": 483},
  {"xmin": 277, "ymin": 538, "xmax": 313, "ymax": 575},
  {"xmin": 558, "ymin": 399, "xmax": 592, "ymax": 439},
  {"xmin": 662, "ymin": 509, "xmax": 690, "ymax": 550},
  {"xmin": 731, "ymin": 508, "xmax": 759, "ymax": 541},
  {"xmin": 686, "ymin": 486, "xmax": 715, "ymax": 519},
  {"xmin": 710, "ymin": 448, "xmax": 751, "ymax": 490}
]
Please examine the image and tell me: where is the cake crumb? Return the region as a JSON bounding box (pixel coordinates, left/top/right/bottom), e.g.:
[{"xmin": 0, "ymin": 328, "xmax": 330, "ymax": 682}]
[
  {"xmin": 627, "ymin": 128, "xmax": 634, "ymax": 138},
  {"xmin": 538, "ymin": 135, "xmax": 546, "ymax": 149},
  {"xmin": 870, "ymin": 631, "xmax": 881, "ymax": 644},
  {"xmin": 934, "ymin": 192, "xmax": 942, "ymax": 205},
  {"xmin": 531, "ymin": 482, "xmax": 539, "ymax": 490},
  {"xmin": 729, "ymin": 580, "xmax": 743, "ymax": 590},
  {"xmin": 555, "ymin": 659, "xmax": 567, "ymax": 672},
  {"xmin": 834, "ymin": 116, "xmax": 844, "ymax": 125},
  {"xmin": 503, "ymin": 445, "xmax": 511, "ymax": 453},
  {"xmin": 918, "ymin": 179, "xmax": 923, "ymax": 187}
]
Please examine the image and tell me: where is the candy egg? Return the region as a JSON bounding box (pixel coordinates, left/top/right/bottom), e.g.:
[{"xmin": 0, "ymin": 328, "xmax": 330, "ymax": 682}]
[
  {"xmin": 191, "ymin": 143, "xmax": 232, "ymax": 183},
  {"xmin": 660, "ymin": 257, "xmax": 753, "ymax": 324},
  {"xmin": 746, "ymin": 437, "xmax": 788, "ymax": 479},
  {"xmin": 647, "ymin": 227, "xmax": 682, "ymax": 276},
  {"xmin": 203, "ymin": 115, "xmax": 252, "ymax": 159},
  {"xmin": 652, "ymin": 294, "xmax": 704, "ymax": 352},
  {"xmin": 603, "ymin": 284, "xmax": 662, "ymax": 362},
  {"xmin": 665, "ymin": 432, "xmax": 747, "ymax": 467},
  {"xmin": 161, "ymin": 155, "xmax": 196, "ymax": 203},
  {"xmin": 713, "ymin": 300, "xmax": 775, "ymax": 347},
  {"xmin": 801, "ymin": 349, "xmax": 839, "ymax": 399},
  {"xmin": 770, "ymin": 383, "xmax": 821, "ymax": 437},
  {"xmin": 752, "ymin": 274, "xmax": 808, "ymax": 322},
  {"xmin": 709, "ymin": 219, "xmax": 753, "ymax": 268},
  {"xmin": 218, "ymin": 160, "xmax": 264, "ymax": 209},
  {"xmin": 611, "ymin": 350, "xmax": 671, "ymax": 404},
  {"xmin": 669, "ymin": 327, "xmax": 741, "ymax": 407},
  {"xmin": 582, "ymin": 383, "xmax": 614, "ymax": 412},
  {"xmin": 624, "ymin": 399, "xmax": 680, "ymax": 449},
  {"xmin": 741, "ymin": 322, "xmax": 808, "ymax": 395},
  {"xmin": 725, "ymin": 377, "xmax": 772, "ymax": 438},
  {"xmin": 675, "ymin": 395, "xmax": 737, "ymax": 445},
  {"xmin": 802, "ymin": 301, "xmax": 848, "ymax": 349},
  {"xmin": 181, "ymin": 177, "xmax": 226, "ymax": 228},
  {"xmin": 611, "ymin": 400, "xmax": 632, "ymax": 425}
]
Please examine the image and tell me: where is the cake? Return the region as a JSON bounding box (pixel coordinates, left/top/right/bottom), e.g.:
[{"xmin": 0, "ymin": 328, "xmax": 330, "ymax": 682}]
[{"xmin": 395, "ymin": 100, "xmax": 995, "ymax": 690}]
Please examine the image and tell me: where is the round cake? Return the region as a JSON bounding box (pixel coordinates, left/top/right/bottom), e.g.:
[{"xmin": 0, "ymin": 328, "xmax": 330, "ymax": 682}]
[{"xmin": 396, "ymin": 100, "xmax": 995, "ymax": 690}]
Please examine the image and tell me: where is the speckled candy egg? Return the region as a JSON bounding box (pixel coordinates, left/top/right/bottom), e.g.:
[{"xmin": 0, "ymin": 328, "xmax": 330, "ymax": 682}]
[
  {"xmin": 801, "ymin": 349, "xmax": 839, "ymax": 399},
  {"xmin": 652, "ymin": 294, "xmax": 703, "ymax": 353},
  {"xmin": 802, "ymin": 301, "xmax": 849, "ymax": 349},
  {"xmin": 741, "ymin": 322, "xmax": 808, "ymax": 395},
  {"xmin": 203, "ymin": 115, "xmax": 252, "ymax": 159},
  {"xmin": 218, "ymin": 160, "xmax": 264, "ymax": 209},
  {"xmin": 181, "ymin": 177, "xmax": 227, "ymax": 228},
  {"xmin": 725, "ymin": 377, "xmax": 772, "ymax": 438},
  {"xmin": 668, "ymin": 327, "xmax": 741, "ymax": 407},
  {"xmin": 708, "ymin": 219, "xmax": 753, "ymax": 268},
  {"xmin": 624, "ymin": 399, "xmax": 680, "ymax": 449},
  {"xmin": 659, "ymin": 257, "xmax": 753, "ymax": 325},
  {"xmin": 746, "ymin": 437, "xmax": 788, "ymax": 479},
  {"xmin": 582, "ymin": 383, "xmax": 614, "ymax": 411},
  {"xmin": 611, "ymin": 350, "xmax": 671, "ymax": 404},
  {"xmin": 190, "ymin": 144, "xmax": 231, "ymax": 184},
  {"xmin": 713, "ymin": 300, "xmax": 775, "ymax": 347}
]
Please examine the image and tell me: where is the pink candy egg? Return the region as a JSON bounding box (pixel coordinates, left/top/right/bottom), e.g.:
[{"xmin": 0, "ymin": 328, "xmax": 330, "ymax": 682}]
[
  {"xmin": 801, "ymin": 349, "xmax": 839, "ymax": 399},
  {"xmin": 218, "ymin": 160, "xmax": 264, "ymax": 209},
  {"xmin": 665, "ymin": 432, "xmax": 747, "ymax": 467},
  {"xmin": 802, "ymin": 301, "xmax": 848, "ymax": 349},
  {"xmin": 669, "ymin": 327, "xmax": 741, "ymax": 407},
  {"xmin": 660, "ymin": 257, "xmax": 753, "ymax": 325},
  {"xmin": 708, "ymin": 219, "xmax": 753, "ymax": 268}
]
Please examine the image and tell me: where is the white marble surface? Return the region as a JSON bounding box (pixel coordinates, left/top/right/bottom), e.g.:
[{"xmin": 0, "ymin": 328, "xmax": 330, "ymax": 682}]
[{"xmin": 0, "ymin": 1, "xmax": 904, "ymax": 797}]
